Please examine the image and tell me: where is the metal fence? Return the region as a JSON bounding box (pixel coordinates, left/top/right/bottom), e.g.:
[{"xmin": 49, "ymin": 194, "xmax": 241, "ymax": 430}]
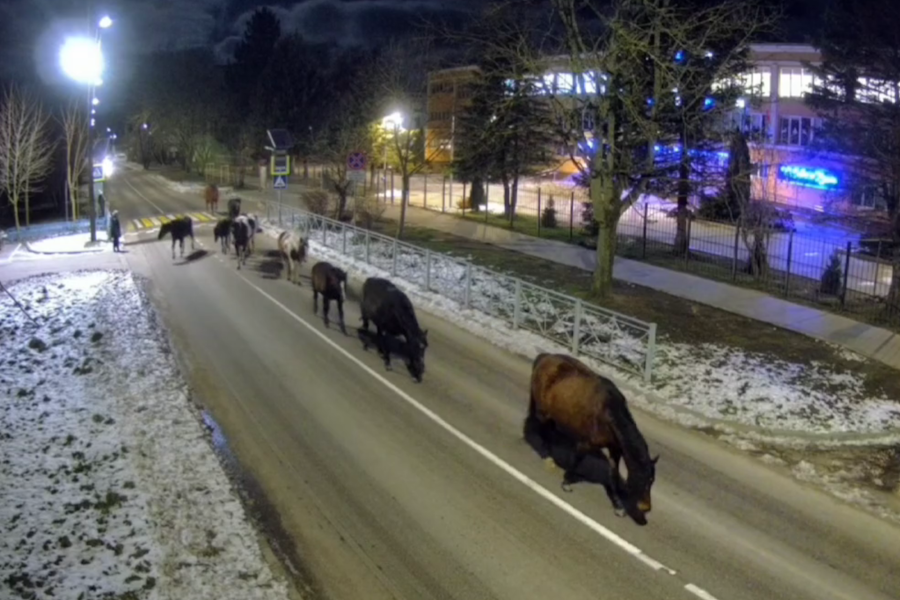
[
  {"xmin": 3, "ymin": 216, "xmax": 109, "ymax": 244},
  {"xmin": 263, "ymin": 201, "xmax": 658, "ymax": 383},
  {"xmin": 293, "ymin": 164, "xmax": 900, "ymax": 329}
]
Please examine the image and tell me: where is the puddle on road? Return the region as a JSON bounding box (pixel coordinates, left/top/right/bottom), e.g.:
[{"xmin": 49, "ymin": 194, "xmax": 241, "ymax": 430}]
[{"xmin": 201, "ymin": 410, "xmax": 321, "ymax": 599}]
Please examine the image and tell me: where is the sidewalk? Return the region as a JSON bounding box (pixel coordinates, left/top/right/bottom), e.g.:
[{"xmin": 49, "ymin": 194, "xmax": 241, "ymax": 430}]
[{"xmin": 377, "ymin": 203, "xmax": 900, "ymax": 372}]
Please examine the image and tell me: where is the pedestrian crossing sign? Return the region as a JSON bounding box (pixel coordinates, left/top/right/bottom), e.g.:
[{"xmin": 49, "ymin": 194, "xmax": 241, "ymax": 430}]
[{"xmin": 273, "ymin": 175, "xmax": 287, "ymax": 190}]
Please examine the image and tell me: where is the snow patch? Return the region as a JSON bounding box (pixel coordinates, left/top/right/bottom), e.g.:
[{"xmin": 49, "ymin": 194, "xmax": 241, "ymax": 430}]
[
  {"xmin": 27, "ymin": 232, "xmax": 111, "ymax": 255},
  {"xmin": 0, "ymin": 270, "xmax": 290, "ymax": 600},
  {"xmin": 261, "ymin": 214, "xmax": 900, "ymax": 438}
]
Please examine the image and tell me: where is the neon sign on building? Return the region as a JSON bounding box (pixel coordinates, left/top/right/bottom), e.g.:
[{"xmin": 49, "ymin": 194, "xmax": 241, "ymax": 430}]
[{"xmin": 777, "ymin": 165, "xmax": 840, "ymax": 190}]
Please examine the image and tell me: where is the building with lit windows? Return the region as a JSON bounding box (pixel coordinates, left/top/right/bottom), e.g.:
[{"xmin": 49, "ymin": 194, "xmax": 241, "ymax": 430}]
[{"xmin": 425, "ymin": 43, "xmax": 888, "ymax": 217}]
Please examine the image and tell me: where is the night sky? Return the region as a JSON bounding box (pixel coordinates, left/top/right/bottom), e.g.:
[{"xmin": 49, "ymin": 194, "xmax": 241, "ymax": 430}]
[{"xmin": 0, "ymin": 0, "xmax": 822, "ymax": 103}]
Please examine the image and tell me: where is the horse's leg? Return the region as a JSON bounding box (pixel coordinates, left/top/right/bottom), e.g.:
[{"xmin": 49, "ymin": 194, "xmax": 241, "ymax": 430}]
[
  {"xmin": 376, "ymin": 326, "xmax": 391, "ymax": 370},
  {"xmin": 322, "ymin": 297, "xmax": 331, "ymax": 329},
  {"xmin": 337, "ymin": 296, "xmax": 346, "ymax": 335},
  {"xmin": 190, "ymin": 232, "xmax": 195, "ymax": 251},
  {"xmin": 180, "ymin": 238, "xmax": 185, "ymax": 257},
  {"xmin": 604, "ymin": 448, "xmax": 627, "ymax": 517},
  {"xmin": 171, "ymin": 239, "xmax": 175, "ymax": 260},
  {"xmin": 313, "ymin": 289, "xmax": 319, "ymax": 314},
  {"xmin": 561, "ymin": 448, "xmax": 588, "ymax": 493}
]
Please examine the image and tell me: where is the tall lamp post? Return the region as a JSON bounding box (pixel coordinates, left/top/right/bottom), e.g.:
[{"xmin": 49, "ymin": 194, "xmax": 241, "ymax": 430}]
[
  {"xmin": 381, "ymin": 112, "xmax": 404, "ymax": 195},
  {"xmin": 59, "ymin": 15, "xmax": 112, "ymax": 242}
]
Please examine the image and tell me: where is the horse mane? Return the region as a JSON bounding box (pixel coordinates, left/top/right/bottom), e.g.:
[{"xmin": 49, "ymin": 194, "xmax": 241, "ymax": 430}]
[{"xmin": 602, "ymin": 380, "xmax": 652, "ymax": 472}]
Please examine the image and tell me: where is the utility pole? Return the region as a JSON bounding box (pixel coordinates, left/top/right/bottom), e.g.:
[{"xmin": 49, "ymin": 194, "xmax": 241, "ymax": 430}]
[{"xmin": 87, "ymin": 88, "xmax": 97, "ymax": 242}]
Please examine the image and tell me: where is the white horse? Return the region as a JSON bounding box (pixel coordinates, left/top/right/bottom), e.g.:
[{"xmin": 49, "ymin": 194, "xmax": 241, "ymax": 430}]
[
  {"xmin": 244, "ymin": 212, "xmax": 259, "ymax": 253},
  {"xmin": 277, "ymin": 230, "xmax": 309, "ymax": 285}
]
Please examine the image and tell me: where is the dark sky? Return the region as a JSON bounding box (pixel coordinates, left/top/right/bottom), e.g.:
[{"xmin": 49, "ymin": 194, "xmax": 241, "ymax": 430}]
[{"xmin": 0, "ymin": 0, "xmax": 821, "ymax": 108}]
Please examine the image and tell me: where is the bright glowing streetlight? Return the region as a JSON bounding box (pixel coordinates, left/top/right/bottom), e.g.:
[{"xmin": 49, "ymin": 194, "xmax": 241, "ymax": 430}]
[
  {"xmin": 59, "ymin": 37, "xmax": 104, "ymax": 84},
  {"xmin": 92, "ymin": 97, "xmax": 99, "ymax": 105},
  {"xmin": 99, "ymin": 16, "xmax": 113, "ymax": 29},
  {"xmin": 382, "ymin": 111, "xmax": 404, "ymax": 131}
]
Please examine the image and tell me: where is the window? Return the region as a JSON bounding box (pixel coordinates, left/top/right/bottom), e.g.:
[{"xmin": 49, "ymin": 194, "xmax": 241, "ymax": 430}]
[
  {"xmin": 430, "ymin": 82, "xmax": 453, "ymax": 95},
  {"xmin": 779, "ymin": 116, "xmax": 817, "ymax": 146},
  {"xmin": 741, "ymin": 68, "xmax": 771, "ymax": 98},
  {"xmin": 856, "ymin": 77, "xmax": 899, "ymax": 104},
  {"xmin": 429, "ymin": 111, "xmax": 452, "ymax": 123},
  {"xmin": 778, "ymin": 67, "xmax": 818, "ymax": 98},
  {"xmin": 556, "ymin": 72, "xmax": 575, "ymax": 94}
]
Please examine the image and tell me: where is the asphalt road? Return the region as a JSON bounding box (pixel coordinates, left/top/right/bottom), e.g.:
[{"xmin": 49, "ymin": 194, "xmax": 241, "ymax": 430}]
[{"xmin": 74, "ymin": 167, "xmax": 900, "ymax": 600}]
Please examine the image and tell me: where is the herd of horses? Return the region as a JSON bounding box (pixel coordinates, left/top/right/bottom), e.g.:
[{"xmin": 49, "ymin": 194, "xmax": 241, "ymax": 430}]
[{"xmin": 159, "ymin": 189, "xmax": 659, "ymax": 526}]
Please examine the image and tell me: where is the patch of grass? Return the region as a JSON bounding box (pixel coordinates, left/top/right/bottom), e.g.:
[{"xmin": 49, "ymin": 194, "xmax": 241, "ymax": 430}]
[
  {"xmin": 458, "ymin": 210, "xmax": 581, "ymax": 245},
  {"xmin": 373, "ymin": 217, "xmax": 900, "ymax": 401}
]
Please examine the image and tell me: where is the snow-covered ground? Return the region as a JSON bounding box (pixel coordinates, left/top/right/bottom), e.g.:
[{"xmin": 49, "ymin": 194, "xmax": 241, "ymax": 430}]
[
  {"xmin": 25, "ymin": 232, "xmax": 112, "ymax": 255},
  {"xmin": 261, "ymin": 213, "xmax": 900, "ymax": 440},
  {"xmin": 0, "ymin": 271, "xmax": 290, "ymax": 600}
]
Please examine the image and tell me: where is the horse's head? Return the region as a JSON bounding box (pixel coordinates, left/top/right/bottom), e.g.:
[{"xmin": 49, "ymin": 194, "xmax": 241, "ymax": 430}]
[
  {"xmin": 627, "ymin": 454, "xmax": 659, "ymax": 522},
  {"xmin": 158, "ymin": 221, "xmax": 171, "ymax": 240},
  {"xmin": 405, "ymin": 329, "xmax": 429, "ymax": 383}
]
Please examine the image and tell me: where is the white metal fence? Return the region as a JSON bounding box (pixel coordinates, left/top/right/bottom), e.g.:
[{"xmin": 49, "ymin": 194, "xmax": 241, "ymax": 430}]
[{"xmin": 264, "ymin": 202, "xmax": 659, "ymax": 383}]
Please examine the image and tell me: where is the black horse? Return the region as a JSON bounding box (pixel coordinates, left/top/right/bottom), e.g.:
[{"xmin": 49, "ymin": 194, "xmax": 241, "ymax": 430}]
[
  {"xmin": 311, "ymin": 261, "xmax": 348, "ymax": 334},
  {"xmin": 359, "ymin": 277, "xmax": 429, "ymax": 382},
  {"xmin": 214, "ymin": 217, "xmax": 232, "ymax": 253},
  {"xmin": 232, "ymin": 216, "xmax": 251, "ymax": 269},
  {"xmin": 227, "ymin": 197, "xmax": 241, "ymax": 220},
  {"xmin": 158, "ymin": 216, "xmax": 195, "ymax": 259}
]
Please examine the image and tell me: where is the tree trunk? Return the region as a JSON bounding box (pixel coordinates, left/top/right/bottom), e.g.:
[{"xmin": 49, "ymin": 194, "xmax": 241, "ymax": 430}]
[
  {"xmin": 674, "ymin": 157, "xmax": 690, "ymax": 255},
  {"xmin": 590, "ymin": 175, "xmax": 621, "ymax": 298},
  {"xmin": 502, "ymin": 176, "xmax": 511, "ymax": 217},
  {"xmin": 593, "ymin": 208, "xmax": 620, "ymax": 298},
  {"xmin": 24, "ymin": 182, "xmax": 31, "ymax": 227},
  {"xmin": 396, "ymin": 171, "xmax": 411, "ymax": 239},
  {"xmin": 510, "ymin": 172, "xmax": 520, "ymax": 224}
]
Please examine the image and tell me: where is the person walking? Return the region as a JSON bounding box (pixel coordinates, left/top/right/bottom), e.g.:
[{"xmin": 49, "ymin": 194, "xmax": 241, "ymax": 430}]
[{"xmin": 110, "ymin": 210, "xmax": 122, "ymax": 252}]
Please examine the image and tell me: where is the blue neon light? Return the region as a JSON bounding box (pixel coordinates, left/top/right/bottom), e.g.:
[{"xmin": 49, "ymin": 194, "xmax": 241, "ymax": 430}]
[
  {"xmin": 674, "ymin": 50, "xmax": 685, "ymax": 63},
  {"xmin": 778, "ymin": 165, "xmax": 840, "ymax": 189}
]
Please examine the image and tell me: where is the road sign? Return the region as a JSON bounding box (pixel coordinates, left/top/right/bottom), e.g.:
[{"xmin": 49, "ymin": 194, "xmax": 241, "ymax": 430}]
[
  {"xmin": 92, "ymin": 164, "xmax": 105, "ymax": 182},
  {"xmin": 347, "ymin": 151, "xmax": 367, "ymax": 171},
  {"xmin": 270, "ymin": 154, "xmax": 291, "ymax": 177},
  {"xmin": 273, "ymin": 175, "xmax": 288, "ymax": 190}
]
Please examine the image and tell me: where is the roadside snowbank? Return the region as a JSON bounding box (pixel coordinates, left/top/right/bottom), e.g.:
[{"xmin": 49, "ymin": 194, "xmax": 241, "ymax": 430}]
[
  {"xmin": 260, "ymin": 216, "xmax": 900, "ymax": 439},
  {"xmin": 0, "ymin": 270, "xmax": 290, "ymax": 600},
  {"xmin": 26, "ymin": 232, "xmax": 111, "ymax": 255}
]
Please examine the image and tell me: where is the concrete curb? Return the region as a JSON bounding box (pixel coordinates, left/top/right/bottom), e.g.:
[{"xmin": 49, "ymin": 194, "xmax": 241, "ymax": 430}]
[
  {"xmin": 257, "ymin": 220, "xmax": 900, "ymax": 446},
  {"xmin": 22, "ymin": 240, "xmax": 110, "ymax": 256}
]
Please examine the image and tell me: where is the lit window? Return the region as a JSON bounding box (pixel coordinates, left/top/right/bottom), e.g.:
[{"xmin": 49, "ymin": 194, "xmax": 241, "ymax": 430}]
[
  {"xmin": 740, "ymin": 68, "xmax": 771, "ymax": 98},
  {"xmin": 856, "ymin": 77, "xmax": 898, "ymax": 103},
  {"xmin": 779, "ymin": 67, "xmax": 818, "ymax": 98},
  {"xmin": 557, "ymin": 72, "xmax": 575, "ymax": 94}
]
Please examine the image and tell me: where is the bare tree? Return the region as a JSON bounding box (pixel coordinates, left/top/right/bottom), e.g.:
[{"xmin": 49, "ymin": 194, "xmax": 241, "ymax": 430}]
[
  {"xmin": 61, "ymin": 99, "xmax": 89, "ymax": 220},
  {"xmin": 515, "ymin": 0, "xmax": 775, "ymax": 297},
  {"xmin": 0, "ymin": 85, "xmax": 56, "ymax": 230},
  {"xmin": 375, "ymin": 40, "xmax": 446, "ymax": 238}
]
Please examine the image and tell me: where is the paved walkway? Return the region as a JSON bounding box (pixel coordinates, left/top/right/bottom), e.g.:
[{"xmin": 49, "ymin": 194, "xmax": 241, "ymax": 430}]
[{"xmin": 198, "ymin": 177, "xmax": 900, "ymax": 372}]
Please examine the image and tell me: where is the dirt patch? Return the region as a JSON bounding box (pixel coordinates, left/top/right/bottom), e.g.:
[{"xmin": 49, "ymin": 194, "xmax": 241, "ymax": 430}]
[{"xmin": 372, "ymin": 219, "xmax": 900, "ymax": 403}]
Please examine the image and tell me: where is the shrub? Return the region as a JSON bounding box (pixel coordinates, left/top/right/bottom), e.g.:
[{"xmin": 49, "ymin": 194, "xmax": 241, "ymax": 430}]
[
  {"xmin": 353, "ymin": 194, "xmax": 385, "ymax": 229},
  {"xmin": 541, "ymin": 196, "xmax": 558, "ymax": 228},
  {"xmin": 301, "ymin": 189, "xmax": 330, "ymax": 216},
  {"xmin": 820, "ymin": 249, "xmax": 844, "ymax": 296}
]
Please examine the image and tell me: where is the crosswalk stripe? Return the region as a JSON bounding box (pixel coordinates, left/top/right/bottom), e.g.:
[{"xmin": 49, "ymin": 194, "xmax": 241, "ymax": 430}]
[
  {"xmin": 192, "ymin": 212, "xmax": 212, "ymax": 222},
  {"xmin": 158, "ymin": 215, "xmax": 171, "ymax": 224},
  {"xmin": 140, "ymin": 217, "xmax": 154, "ymax": 228},
  {"xmin": 150, "ymin": 217, "xmax": 162, "ymax": 227},
  {"xmin": 131, "ymin": 219, "xmax": 141, "ymax": 231}
]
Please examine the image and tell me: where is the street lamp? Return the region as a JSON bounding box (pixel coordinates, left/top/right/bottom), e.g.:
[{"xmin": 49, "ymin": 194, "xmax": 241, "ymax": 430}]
[
  {"xmin": 381, "ymin": 111, "xmax": 404, "ymax": 177},
  {"xmin": 58, "ymin": 15, "xmax": 112, "ymax": 242}
]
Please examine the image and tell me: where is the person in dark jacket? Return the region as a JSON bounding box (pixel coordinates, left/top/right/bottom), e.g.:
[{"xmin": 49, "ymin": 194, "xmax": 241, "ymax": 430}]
[{"xmin": 110, "ymin": 210, "xmax": 122, "ymax": 252}]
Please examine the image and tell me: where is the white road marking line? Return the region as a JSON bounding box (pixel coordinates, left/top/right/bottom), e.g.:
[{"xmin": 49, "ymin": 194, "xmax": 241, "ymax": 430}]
[
  {"xmin": 685, "ymin": 583, "xmax": 720, "ymax": 600},
  {"xmin": 636, "ymin": 552, "xmax": 677, "ymax": 574},
  {"xmin": 123, "ymin": 176, "xmax": 168, "ymax": 215},
  {"xmin": 228, "ymin": 265, "xmax": 680, "ymax": 579}
]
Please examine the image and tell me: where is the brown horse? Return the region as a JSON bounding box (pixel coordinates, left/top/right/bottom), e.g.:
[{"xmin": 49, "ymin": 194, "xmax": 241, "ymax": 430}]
[
  {"xmin": 205, "ymin": 184, "xmax": 219, "ymax": 214},
  {"xmin": 528, "ymin": 353, "xmax": 658, "ymax": 525}
]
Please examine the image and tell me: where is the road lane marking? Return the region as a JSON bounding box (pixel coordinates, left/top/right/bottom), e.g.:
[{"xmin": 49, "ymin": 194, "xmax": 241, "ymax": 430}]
[
  {"xmin": 140, "ymin": 217, "xmax": 154, "ymax": 228},
  {"xmin": 123, "ymin": 175, "xmax": 169, "ymax": 214},
  {"xmin": 159, "ymin": 215, "xmax": 171, "ymax": 224},
  {"xmin": 685, "ymin": 583, "xmax": 720, "ymax": 600},
  {"xmin": 227, "ymin": 266, "xmax": 687, "ymax": 581}
]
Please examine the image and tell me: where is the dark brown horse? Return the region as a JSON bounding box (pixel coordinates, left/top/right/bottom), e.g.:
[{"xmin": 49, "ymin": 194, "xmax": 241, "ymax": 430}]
[
  {"xmin": 528, "ymin": 353, "xmax": 658, "ymax": 525},
  {"xmin": 311, "ymin": 261, "xmax": 348, "ymax": 334}
]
